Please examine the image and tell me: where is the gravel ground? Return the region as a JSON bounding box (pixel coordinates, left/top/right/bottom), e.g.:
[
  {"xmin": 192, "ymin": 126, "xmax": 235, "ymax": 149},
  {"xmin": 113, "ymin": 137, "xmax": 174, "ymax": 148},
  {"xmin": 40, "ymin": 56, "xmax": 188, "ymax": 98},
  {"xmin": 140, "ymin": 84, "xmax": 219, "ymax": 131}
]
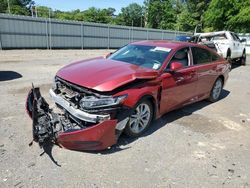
[{"xmin": 0, "ymin": 50, "xmax": 250, "ymax": 188}]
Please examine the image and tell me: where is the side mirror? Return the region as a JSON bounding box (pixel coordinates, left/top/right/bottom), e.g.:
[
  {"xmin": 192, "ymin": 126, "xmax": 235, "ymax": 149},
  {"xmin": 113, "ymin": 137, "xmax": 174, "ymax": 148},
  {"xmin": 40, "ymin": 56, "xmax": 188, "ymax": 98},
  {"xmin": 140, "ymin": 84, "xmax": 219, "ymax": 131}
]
[
  {"xmin": 170, "ymin": 62, "xmax": 184, "ymax": 71},
  {"xmin": 240, "ymin": 38, "xmax": 246, "ymax": 43},
  {"xmin": 165, "ymin": 62, "xmax": 184, "ymax": 73},
  {"xmin": 105, "ymin": 52, "xmax": 113, "ymax": 58}
]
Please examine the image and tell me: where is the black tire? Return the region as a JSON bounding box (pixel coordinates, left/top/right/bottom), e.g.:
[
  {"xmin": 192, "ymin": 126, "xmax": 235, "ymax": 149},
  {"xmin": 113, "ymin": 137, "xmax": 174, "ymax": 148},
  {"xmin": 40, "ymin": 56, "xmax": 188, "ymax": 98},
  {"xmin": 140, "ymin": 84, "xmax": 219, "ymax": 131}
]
[
  {"xmin": 124, "ymin": 99, "xmax": 153, "ymax": 137},
  {"xmin": 226, "ymin": 49, "xmax": 233, "ymax": 65},
  {"xmin": 208, "ymin": 78, "xmax": 223, "ymax": 102},
  {"xmin": 241, "ymin": 50, "xmax": 246, "ymax": 66}
]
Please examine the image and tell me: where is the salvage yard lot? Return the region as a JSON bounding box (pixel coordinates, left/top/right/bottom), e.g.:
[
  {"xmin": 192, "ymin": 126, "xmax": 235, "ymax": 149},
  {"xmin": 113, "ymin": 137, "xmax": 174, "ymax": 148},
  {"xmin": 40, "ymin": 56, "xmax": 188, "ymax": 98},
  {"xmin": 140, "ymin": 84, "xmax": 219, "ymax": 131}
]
[{"xmin": 0, "ymin": 50, "xmax": 250, "ymax": 187}]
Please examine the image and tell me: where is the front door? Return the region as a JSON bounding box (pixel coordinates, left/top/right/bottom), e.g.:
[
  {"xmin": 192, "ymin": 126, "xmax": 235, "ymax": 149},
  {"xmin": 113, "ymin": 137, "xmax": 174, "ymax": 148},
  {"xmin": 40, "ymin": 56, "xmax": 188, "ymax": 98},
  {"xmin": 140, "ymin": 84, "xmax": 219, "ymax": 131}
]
[{"xmin": 160, "ymin": 47, "xmax": 198, "ymax": 114}]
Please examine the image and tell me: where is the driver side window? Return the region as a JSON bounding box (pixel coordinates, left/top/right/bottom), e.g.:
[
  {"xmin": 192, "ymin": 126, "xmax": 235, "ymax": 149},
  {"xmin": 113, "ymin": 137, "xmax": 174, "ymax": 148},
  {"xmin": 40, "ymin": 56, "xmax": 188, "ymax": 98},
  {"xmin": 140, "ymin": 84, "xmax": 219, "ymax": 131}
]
[{"xmin": 167, "ymin": 47, "xmax": 190, "ymax": 69}]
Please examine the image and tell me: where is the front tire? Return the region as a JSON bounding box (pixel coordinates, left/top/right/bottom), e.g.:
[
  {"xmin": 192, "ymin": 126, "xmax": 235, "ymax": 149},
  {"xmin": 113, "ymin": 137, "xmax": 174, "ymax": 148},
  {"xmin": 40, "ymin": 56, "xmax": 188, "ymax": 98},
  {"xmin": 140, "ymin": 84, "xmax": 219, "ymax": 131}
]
[
  {"xmin": 208, "ymin": 78, "xmax": 223, "ymax": 102},
  {"xmin": 124, "ymin": 99, "xmax": 153, "ymax": 137}
]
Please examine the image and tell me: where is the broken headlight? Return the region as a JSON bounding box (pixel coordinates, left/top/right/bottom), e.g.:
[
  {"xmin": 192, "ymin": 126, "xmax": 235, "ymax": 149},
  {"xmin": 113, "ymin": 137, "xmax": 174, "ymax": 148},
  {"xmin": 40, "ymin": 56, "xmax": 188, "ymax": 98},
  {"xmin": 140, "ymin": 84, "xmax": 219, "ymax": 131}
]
[{"xmin": 80, "ymin": 95, "xmax": 127, "ymax": 109}]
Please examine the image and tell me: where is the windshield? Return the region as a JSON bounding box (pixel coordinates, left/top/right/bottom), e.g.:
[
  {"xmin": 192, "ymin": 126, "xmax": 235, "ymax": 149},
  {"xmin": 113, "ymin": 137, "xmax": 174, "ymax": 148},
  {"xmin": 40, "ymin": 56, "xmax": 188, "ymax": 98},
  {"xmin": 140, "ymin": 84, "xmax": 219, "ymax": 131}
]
[{"xmin": 108, "ymin": 44, "xmax": 172, "ymax": 70}]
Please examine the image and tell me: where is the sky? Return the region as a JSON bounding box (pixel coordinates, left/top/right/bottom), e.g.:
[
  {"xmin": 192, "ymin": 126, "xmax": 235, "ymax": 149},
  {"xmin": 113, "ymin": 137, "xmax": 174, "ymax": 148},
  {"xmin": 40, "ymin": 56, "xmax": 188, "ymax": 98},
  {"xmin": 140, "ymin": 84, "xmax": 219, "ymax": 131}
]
[{"xmin": 34, "ymin": 0, "xmax": 145, "ymax": 14}]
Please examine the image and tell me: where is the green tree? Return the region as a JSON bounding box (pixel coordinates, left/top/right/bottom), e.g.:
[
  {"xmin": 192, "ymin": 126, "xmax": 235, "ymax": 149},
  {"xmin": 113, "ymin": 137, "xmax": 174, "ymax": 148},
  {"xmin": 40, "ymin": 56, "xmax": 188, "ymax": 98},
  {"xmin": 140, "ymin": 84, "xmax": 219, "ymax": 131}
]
[
  {"xmin": 160, "ymin": 0, "xmax": 176, "ymax": 29},
  {"xmin": 82, "ymin": 7, "xmax": 113, "ymax": 23},
  {"xmin": 0, "ymin": 0, "xmax": 33, "ymax": 14},
  {"xmin": 175, "ymin": 5, "xmax": 197, "ymax": 32},
  {"xmin": 203, "ymin": 0, "xmax": 239, "ymax": 31},
  {"xmin": 103, "ymin": 8, "xmax": 116, "ymax": 17},
  {"xmin": 10, "ymin": 4, "xmax": 29, "ymax": 15},
  {"xmin": 176, "ymin": 0, "xmax": 211, "ymax": 32},
  {"xmin": 115, "ymin": 3, "xmax": 144, "ymax": 27},
  {"xmin": 72, "ymin": 9, "xmax": 85, "ymax": 21},
  {"xmin": 36, "ymin": 6, "xmax": 51, "ymax": 18},
  {"xmin": 144, "ymin": 0, "xmax": 175, "ymax": 29},
  {"xmin": 0, "ymin": 0, "xmax": 8, "ymax": 13},
  {"xmin": 40, "ymin": 7, "xmax": 115, "ymax": 23},
  {"xmin": 226, "ymin": 1, "xmax": 250, "ymax": 33},
  {"xmin": 54, "ymin": 10, "xmax": 74, "ymax": 20}
]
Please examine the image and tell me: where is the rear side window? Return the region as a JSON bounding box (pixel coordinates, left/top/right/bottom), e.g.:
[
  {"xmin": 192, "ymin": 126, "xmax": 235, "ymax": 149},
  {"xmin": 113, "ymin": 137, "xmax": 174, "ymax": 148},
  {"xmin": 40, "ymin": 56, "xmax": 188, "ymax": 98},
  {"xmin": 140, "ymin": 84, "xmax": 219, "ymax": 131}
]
[
  {"xmin": 191, "ymin": 47, "xmax": 211, "ymax": 65},
  {"xmin": 231, "ymin": 33, "xmax": 240, "ymax": 41},
  {"xmin": 211, "ymin": 53, "xmax": 220, "ymax": 61},
  {"xmin": 211, "ymin": 33, "xmax": 227, "ymax": 40}
]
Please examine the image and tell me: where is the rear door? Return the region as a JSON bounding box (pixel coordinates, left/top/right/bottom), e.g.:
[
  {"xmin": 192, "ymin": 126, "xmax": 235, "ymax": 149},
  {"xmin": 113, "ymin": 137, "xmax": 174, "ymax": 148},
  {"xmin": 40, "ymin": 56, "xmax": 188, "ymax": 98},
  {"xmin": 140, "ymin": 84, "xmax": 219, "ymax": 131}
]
[
  {"xmin": 160, "ymin": 47, "xmax": 198, "ymax": 114},
  {"xmin": 232, "ymin": 33, "xmax": 244, "ymax": 57},
  {"xmin": 191, "ymin": 47, "xmax": 220, "ymax": 99}
]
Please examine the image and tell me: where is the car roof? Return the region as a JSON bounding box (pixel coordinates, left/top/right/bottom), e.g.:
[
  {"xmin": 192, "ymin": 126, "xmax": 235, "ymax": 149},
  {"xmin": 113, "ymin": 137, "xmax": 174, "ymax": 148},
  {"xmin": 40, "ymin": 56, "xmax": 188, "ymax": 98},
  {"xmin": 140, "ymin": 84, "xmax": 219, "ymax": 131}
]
[
  {"xmin": 131, "ymin": 40, "xmax": 196, "ymax": 50},
  {"xmin": 197, "ymin": 31, "xmax": 232, "ymax": 37}
]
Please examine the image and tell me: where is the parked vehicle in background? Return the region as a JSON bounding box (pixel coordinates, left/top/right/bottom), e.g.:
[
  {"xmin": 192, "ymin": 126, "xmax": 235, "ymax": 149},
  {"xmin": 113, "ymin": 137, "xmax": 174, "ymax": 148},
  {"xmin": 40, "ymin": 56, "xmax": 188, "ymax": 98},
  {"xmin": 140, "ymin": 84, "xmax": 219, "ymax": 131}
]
[
  {"xmin": 239, "ymin": 34, "xmax": 250, "ymax": 55},
  {"xmin": 175, "ymin": 35, "xmax": 192, "ymax": 42},
  {"xmin": 196, "ymin": 31, "xmax": 246, "ymax": 65},
  {"xmin": 175, "ymin": 35, "xmax": 217, "ymax": 52},
  {"xmin": 189, "ymin": 34, "xmax": 217, "ymax": 52},
  {"xmin": 26, "ymin": 41, "xmax": 230, "ymax": 152}
]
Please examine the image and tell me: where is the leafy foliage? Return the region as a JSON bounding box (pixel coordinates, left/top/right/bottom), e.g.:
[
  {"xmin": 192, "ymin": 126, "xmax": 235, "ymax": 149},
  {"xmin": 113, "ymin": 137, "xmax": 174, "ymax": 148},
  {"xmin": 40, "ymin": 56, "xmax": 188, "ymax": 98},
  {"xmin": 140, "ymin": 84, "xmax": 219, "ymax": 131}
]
[
  {"xmin": 0, "ymin": 0, "xmax": 249, "ymax": 33},
  {"xmin": 227, "ymin": 1, "xmax": 250, "ymax": 33},
  {"xmin": 0, "ymin": 0, "xmax": 8, "ymax": 13},
  {"xmin": 204, "ymin": 0, "xmax": 250, "ymax": 33},
  {"xmin": 116, "ymin": 3, "xmax": 144, "ymax": 27},
  {"xmin": 145, "ymin": 0, "xmax": 175, "ymax": 29},
  {"xmin": 0, "ymin": 0, "xmax": 33, "ymax": 14},
  {"xmin": 203, "ymin": 0, "xmax": 239, "ymax": 31},
  {"xmin": 175, "ymin": 4, "xmax": 197, "ymax": 32}
]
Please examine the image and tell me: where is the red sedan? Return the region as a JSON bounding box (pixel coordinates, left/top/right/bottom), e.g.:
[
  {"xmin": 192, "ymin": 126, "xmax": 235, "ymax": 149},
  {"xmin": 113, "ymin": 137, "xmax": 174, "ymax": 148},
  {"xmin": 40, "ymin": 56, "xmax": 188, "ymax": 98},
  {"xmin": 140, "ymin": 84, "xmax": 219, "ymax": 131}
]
[{"xmin": 26, "ymin": 41, "xmax": 230, "ymax": 151}]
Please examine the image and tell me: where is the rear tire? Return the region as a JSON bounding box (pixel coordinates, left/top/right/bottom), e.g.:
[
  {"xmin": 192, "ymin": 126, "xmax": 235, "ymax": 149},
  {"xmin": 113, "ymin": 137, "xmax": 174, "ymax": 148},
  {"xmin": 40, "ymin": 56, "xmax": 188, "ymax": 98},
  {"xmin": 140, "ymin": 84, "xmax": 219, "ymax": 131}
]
[
  {"xmin": 226, "ymin": 49, "xmax": 233, "ymax": 65},
  {"xmin": 241, "ymin": 50, "xmax": 246, "ymax": 66},
  {"xmin": 124, "ymin": 99, "xmax": 153, "ymax": 138},
  {"xmin": 208, "ymin": 78, "xmax": 223, "ymax": 102}
]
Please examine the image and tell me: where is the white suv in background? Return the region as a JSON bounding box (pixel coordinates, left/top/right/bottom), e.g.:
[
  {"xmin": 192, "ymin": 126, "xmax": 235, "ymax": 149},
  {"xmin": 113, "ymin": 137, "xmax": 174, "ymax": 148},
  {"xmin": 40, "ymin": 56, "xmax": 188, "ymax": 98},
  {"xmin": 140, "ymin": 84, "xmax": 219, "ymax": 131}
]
[{"xmin": 198, "ymin": 31, "xmax": 246, "ymax": 65}]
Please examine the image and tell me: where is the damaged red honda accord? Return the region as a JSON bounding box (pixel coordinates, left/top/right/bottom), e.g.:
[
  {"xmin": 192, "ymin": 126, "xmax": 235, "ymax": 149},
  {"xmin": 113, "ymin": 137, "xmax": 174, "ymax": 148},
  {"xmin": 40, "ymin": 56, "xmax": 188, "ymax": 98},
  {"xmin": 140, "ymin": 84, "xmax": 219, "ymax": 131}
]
[{"xmin": 26, "ymin": 40, "xmax": 230, "ymax": 151}]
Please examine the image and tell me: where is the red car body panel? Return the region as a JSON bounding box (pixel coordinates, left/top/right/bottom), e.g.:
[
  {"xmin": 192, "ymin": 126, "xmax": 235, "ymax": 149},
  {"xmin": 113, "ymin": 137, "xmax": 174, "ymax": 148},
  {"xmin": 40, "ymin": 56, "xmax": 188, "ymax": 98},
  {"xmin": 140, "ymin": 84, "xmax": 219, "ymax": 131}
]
[
  {"xmin": 26, "ymin": 41, "xmax": 230, "ymax": 152},
  {"xmin": 160, "ymin": 67, "xmax": 198, "ymax": 114},
  {"xmin": 57, "ymin": 120, "xmax": 117, "ymax": 151},
  {"xmin": 57, "ymin": 57, "xmax": 158, "ymax": 92}
]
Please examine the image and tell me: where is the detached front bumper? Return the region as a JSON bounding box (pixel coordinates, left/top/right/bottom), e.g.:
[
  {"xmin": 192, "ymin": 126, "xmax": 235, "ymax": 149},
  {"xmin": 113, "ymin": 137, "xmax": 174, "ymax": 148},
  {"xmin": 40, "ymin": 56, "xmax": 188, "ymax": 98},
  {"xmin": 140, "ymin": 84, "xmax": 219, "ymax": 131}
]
[
  {"xmin": 57, "ymin": 120, "xmax": 117, "ymax": 150},
  {"xmin": 26, "ymin": 87, "xmax": 129, "ymax": 151}
]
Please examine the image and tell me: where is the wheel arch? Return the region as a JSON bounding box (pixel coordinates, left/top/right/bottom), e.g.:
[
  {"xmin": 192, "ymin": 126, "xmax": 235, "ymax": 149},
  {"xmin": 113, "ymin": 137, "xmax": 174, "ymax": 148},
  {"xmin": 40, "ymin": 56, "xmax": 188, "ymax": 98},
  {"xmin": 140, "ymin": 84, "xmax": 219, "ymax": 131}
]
[{"xmin": 218, "ymin": 75, "xmax": 225, "ymax": 86}]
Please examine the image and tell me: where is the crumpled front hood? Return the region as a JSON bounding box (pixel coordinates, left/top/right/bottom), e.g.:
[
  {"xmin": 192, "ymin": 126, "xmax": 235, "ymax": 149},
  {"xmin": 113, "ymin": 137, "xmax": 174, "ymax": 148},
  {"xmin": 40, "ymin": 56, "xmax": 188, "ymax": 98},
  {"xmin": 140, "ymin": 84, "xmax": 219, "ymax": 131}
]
[{"xmin": 56, "ymin": 57, "xmax": 158, "ymax": 92}]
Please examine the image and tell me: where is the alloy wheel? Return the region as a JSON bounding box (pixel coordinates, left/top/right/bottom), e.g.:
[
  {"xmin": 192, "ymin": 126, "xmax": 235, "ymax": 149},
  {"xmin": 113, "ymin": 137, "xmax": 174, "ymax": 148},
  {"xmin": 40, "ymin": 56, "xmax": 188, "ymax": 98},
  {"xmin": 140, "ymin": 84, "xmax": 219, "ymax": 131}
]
[
  {"xmin": 129, "ymin": 103, "xmax": 151, "ymax": 134},
  {"xmin": 212, "ymin": 79, "xmax": 222, "ymax": 100}
]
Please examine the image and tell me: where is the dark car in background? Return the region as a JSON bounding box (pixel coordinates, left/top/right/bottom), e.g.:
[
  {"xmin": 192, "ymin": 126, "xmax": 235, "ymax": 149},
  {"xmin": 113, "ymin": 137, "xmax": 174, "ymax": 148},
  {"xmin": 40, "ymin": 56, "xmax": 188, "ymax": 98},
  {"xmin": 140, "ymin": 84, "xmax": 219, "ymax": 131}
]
[{"xmin": 175, "ymin": 35, "xmax": 192, "ymax": 42}]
